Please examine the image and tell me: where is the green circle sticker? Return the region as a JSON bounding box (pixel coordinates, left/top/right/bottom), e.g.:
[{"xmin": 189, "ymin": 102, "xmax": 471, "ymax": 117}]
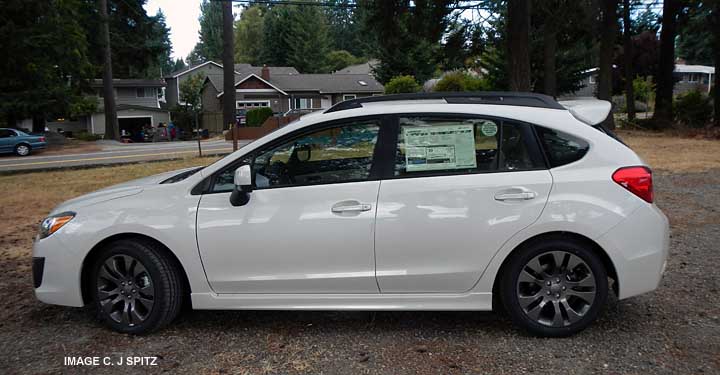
[{"xmin": 480, "ymin": 121, "xmax": 498, "ymax": 136}]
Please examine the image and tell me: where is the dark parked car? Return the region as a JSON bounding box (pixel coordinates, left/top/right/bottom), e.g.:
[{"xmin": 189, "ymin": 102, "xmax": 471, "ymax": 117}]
[{"xmin": 0, "ymin": 128, "xmax": 46, "ymax": 156}]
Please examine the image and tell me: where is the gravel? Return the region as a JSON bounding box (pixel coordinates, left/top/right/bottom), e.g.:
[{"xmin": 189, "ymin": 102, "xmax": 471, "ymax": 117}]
[{"xmin": 1, "ymin": 170, "xmax": 718, "ymax": 374}]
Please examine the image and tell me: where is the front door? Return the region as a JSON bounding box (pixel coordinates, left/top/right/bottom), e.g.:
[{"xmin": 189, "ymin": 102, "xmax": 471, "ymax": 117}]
[
  {"xmin": 374, "ymin": 115, "xmax": 553, "ymax": 293},
  {"xmin": 197, "ymin": 118, "xmax": 383, "ymax": 294}
]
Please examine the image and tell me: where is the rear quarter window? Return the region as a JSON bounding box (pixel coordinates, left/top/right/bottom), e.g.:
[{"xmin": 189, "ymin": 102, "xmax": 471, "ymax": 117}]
[{"xmin": 534, "ymin": 126, "xmax": 589, "ymax": 167}]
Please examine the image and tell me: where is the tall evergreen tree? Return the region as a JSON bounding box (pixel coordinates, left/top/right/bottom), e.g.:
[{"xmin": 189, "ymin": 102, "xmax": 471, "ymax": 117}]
[
  {"xmin": 653, "ymin": 0, "xmax": 685, "ymax": 127},
  {"xmin": 286, "ymin": 5, "xmax": 330, "ymax": 73},
  {"xmin": 234, "ymin": 5, "xmax": 266, "ymax": 65},
  {"xmin": 190, "ymin": 0, "xmax": 224, "ymax": 63},
  {"xmin": 360, "ymin": 0, "xmax": 454, "ymax": 84},
  {"xmin": 324, "ymin": 0, "xmax": 369, "ymax": 57},
  {"xmin": 0, "ymin": 0, "xmax": 94, "ymax": 130},
  {"xmin": 506, "ymin": 0, "xmax": 531, "ymax": 91}
]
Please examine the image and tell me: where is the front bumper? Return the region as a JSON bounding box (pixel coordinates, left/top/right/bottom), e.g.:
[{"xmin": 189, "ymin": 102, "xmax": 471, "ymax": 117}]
[
  {"xmin": 596, "ymin": 203, "xmax": 670, "ymax": 300},
  {"xmin": 32, "ymin": 233, "xmax": 85, "ymax": 307}
]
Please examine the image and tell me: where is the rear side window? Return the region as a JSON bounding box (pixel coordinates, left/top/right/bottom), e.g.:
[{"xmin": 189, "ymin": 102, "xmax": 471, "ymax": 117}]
[
  {"xmin": 394, "ymin": 116, "xmax": 544, "ymax": 177},
  {"xmin": 535, "ymin": 127, "xmax": 589, "ymax": 167}
]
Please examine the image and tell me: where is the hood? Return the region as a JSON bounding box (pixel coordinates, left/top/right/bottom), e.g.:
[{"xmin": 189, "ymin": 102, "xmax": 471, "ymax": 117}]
[{"xmin": 51, "ymin": 166, "xmax": 201, "ymax": 214}]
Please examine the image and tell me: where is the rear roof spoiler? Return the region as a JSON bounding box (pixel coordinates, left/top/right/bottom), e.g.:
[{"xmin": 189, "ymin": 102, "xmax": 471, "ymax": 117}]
[{"xmin": 558, "ymin": 99, "xmax": 612, "ymax": 125}]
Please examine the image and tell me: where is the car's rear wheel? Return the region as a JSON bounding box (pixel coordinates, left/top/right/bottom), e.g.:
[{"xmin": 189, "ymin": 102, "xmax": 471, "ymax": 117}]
[
  {"xmin": 14, "ymin": 144, "xmax": 30, "ymax": 156},
  {"xmin": 500, "ymin": 237, "xmax": 608, "ymax": 337},
  {"xmin": 90, "ymin": 239, "xmax": 183, "ymax": 334}
]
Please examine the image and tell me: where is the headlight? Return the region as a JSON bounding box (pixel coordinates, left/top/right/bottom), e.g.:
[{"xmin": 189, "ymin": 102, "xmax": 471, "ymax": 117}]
[{"xmin": 38, "ymin": 212, "xmax": 75, "ymax": 239}]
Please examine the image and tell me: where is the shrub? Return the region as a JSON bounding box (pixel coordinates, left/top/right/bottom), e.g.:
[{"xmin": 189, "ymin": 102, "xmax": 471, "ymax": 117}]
[
  {"xmin": 73, "ymin": 131, "xmax": 102, "ymax": 141},
  {"xmin": 433, "ymin": 71, "xmax": 491, "ymax": 92},
  {"xmin": 632, "ymin": 76, "xmax": 655, "ymax": 104},
  {"xmin": 674, "ymin": 90, "xmax": 713, "ymax": 128},
  {"xmin": 246, "ymin": 107, "xmax": 274, "ymax": 127},
  {"xmin": 384, "ymin": 75, "xmax": 422, "ymax": 94}
]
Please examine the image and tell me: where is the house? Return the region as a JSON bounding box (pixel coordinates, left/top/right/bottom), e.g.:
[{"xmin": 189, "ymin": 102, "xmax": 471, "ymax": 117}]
[
  {"xmin": 568, "ymin": 63, "xmax": 715, "ymax": 98},
  {"xmin": 674, "ymin": 63, "xmax": 714, "ymax": 94},
  {"xmin": 197, "ymin": 64, "xmax": 384, "ymax": 132},
  {"xmin": 163, "ymin": 61, "xmax": 299, "ymax": 108},
  {"xmin": 18, "ymin": 79, "xmax": 169, "ymax": 138}
]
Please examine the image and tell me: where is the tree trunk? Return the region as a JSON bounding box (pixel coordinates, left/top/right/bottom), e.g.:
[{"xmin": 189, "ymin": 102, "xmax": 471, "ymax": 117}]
[
  {"xmin": 597, "ymin": 0, "xmax": 618, "ymax": 102},
  {"xmin": 507, "ymin": 0, "xmax": 531, "ymax": 91},
  {"xmin": 32, "ymin": 114, "xmax": 45, "ymax": 134},
  {"xmin": 543, "ymin": 28, "xmax": 558, "ymax": 97},
  {"xmin": 713, "ymin": 3, "xmax": 720, "ymax": 128},
  {"xmin": 623, "ymin": 0, "xmax": 635, "ymax": 121},
  {"xmin": 653, "ymin": 0, "xmax": 681, "ymax": 127},
  {"xmin": 99, "ymin": 0, "xmax": 118, "ymax": 140},
  {"xmin": 222, "ymin": 0, "xmax": 236, "ymax": 149}
]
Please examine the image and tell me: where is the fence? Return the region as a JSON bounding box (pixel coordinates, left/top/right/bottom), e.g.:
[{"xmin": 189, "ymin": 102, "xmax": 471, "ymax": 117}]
[{"xmin": 225, "ymin": 114, "xmax": 301, "ymax": 141}]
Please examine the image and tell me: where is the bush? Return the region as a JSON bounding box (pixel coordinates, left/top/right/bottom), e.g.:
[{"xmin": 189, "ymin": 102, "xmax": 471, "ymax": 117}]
[
  {"xmin": 73, "ymin": 131, "xmax": 102, "ymax": 141},
  {"xmin": 632, "ymin": 76, "xmax": 655, "ymax": 104},
  {"xmin": 384, "ymin": 75, "xmax": 422, "ymax": 94},
  {"xmin": 433, "ymin": 71, "xmax": 491, "ymax": 92},
  {"xmin": 246, "ymin": 107, "xmax": 274, "ymax": 127},
  {"xmin": 674, "ymin": 90, "xmax": 713, "ymax": 128}
]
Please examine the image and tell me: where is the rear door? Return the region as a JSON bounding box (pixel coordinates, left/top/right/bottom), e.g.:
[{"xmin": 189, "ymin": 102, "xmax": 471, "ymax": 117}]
[
  {"xmin": 374, "ymin": 115, "xmax": 553, "ymax": 293},
  {"xmin": 0, "ymin": 129, "xmax": 16, "ymax": 153}
]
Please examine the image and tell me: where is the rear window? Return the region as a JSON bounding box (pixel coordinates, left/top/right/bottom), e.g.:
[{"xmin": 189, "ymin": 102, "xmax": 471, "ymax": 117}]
[{"xmin": 534, "ymin": 127, "xmax": 589, "ymax": 168}]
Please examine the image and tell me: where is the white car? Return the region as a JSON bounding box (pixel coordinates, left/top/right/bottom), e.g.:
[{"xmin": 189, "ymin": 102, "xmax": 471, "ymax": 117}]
[{"xmin": 33, "ymin": 93, "xmax": 669, "ymax": 337}]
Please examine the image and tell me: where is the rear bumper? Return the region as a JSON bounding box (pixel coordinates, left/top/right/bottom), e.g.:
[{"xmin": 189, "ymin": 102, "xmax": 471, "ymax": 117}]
[
  {"xmin": 596, "ymin": 203, "xmax": 670, "ymax": 299},
  {"xmin": 30, "ymin": 142, "xmax": 47, "ymax": 150}
]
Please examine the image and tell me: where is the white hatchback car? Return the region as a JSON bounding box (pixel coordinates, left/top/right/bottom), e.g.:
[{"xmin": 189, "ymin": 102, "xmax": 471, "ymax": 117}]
[{"xmin": 33, "ymin": 93, "xmax": 668, "ymax": 337}]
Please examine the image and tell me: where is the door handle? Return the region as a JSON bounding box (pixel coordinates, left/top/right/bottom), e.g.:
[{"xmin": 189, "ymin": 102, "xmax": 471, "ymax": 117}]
[
  {"xmin": 331, "ymin": 201, "xmax": 372, "ymax": 213},
  {"xmin": 494, "ymin": 189, "xmax": 537, "ymax": 201}
]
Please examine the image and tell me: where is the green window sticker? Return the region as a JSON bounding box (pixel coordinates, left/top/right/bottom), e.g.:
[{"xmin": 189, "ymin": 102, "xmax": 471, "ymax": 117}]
[{"xmin": 479, "ymin": 120, "xmax": 498, "ymax": 137}]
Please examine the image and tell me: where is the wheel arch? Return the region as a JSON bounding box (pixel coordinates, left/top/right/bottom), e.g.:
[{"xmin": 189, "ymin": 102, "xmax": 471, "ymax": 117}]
[
  {"xmin": 491, "ymin": 231, "xmax": 618, "ymax": 311},
  {"xmin": 80, "ymin": 232, "xmax": 191, "ymax": 306}
]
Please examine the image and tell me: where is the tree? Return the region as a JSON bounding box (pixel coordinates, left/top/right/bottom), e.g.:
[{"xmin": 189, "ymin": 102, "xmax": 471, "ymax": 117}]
[
  {"xmin": 506, "ymin": 0, "xmax": 531, "ymax": 91},
  {"xmin": 653, "ymin": 0, "xmax": 684, "ymax": 127},
  {"xmin": 712, "ymin": 2, "xmax": 720, "ymax": 128},
  {"xmin": 222, "ymin": 0, "xmax": 235, "ymax": 144},
  {"xmin": 622, "ymin": 0, "xmax": 635, "ymax": 121},
  {"xmin": 434, "ymin": 71, "xmax": 491, "ymax": 92},
  {"xmin": 286, "ymin": 5, "xmax": 331, "ymax": 73},
  {"xmin": 234, "ymin": 5, "xmax": 265, "ymax": 65},
  {"xmin": 361, "ymin": 0, "xmax": 454, "ymax": 84},
  {"xmin": 0, "ymin": 0, "xmax": 94, "ymax": 131},
  {"xmin": 99, "ymin": 0, "xmax": 118, "ymax": 140},
  {"xmin": 324, "ymin": 0, "xmax": 370, "ymax": 57},
  {"xmin": 326, "ymin": 50, "xmax": 363, "ymax": 72},
  {"xmin": 677, "ymin": 2, "xmax": 714, "ymax": 65},
  {"xmin": 597, "ymin": 0, "xmax": 619, "ymax": 102},
  {"xmin": 384, "ymin": 76, "xmax": 422, "ymax": 94},
  {"xmin": 79, "ymin": 0, "xmax": 173, "ymax": 78},
  {"xmin": 190, "ymin": 0, "xmax": 224, "ymax": 63}
]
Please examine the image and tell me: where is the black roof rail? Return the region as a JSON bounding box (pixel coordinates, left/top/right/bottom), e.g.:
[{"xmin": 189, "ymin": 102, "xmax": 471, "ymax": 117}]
[{"xmin": 324, "ymin": 91, "xmax": 565, "ymax": 113}]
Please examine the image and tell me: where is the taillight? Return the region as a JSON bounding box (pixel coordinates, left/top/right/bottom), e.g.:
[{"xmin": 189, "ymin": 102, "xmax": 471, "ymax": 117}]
[
  {"xmin": 39, "ymin": 137, "xmax": 45, "ymax": 142},
  {"xmin": 612, "ymin": 166, "xmax": 653, "ymax": 203}
]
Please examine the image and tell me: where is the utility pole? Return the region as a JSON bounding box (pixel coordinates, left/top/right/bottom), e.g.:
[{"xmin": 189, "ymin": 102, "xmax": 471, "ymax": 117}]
[
  {"xmin": 99, "ymin": 0, "xmax": 118, "ymax": 140},
  {"xmin": 222, "ymin": 0, "xmax": 237, "ymax": 151}
]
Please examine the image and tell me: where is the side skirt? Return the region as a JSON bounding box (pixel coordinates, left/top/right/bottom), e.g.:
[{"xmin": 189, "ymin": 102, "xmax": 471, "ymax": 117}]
[{"xmin": 191, "ymin": 292, "xmax": 493, "ymax": 311}]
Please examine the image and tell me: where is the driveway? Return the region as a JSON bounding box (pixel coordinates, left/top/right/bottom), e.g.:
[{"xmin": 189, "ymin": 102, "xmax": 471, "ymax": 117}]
[{"xmin": 0, "ymin": 140, "xmax": 248, "ymax": 172}]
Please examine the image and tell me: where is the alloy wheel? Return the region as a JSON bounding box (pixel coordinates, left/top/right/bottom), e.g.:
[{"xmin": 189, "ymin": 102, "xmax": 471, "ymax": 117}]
[
  {"xmin": 516, "ymin": 251, "xmax": 597, "ymax": 327},
  {"xmin": 96, "ymin": 255, "xmax": 155, "ymax": 327}
]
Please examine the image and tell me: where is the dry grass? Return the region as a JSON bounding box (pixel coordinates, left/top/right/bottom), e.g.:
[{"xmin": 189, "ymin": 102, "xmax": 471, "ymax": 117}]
[
  {"xmin": 0, "ymin": 156, "xmax": 222, "ymax": 259},
  {"xmin": 618, "ymin": 130, "xmax": 720, "ymax": 173}
]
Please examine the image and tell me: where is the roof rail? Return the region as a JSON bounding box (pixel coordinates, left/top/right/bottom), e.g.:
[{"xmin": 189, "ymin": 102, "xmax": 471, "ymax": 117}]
[{"xmin": 324, "ymin": 91, "xmax": 565, "ymax": 113}]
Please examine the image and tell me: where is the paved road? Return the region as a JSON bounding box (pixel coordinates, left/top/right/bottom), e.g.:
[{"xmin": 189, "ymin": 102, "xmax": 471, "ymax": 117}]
[{"xmin": 0, "ymin": 140, "xmax": 249, "ymax": 172}]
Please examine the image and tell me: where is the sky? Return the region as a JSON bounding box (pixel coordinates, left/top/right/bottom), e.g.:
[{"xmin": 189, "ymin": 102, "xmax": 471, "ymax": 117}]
[{"xmin": 144, "ymin": 0, "xmax": 203, "ymax": 60}]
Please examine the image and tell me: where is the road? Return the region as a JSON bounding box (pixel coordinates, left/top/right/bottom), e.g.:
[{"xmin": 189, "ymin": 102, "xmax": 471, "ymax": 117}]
[{"xmin": 0, "ymin": 140, "xmax": 249, "ymax": 172}]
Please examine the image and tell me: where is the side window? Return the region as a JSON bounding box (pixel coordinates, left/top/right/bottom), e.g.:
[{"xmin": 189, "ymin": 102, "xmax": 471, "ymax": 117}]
[
  {"xmin": 234, "ymin": 120, "xmax": 380, "ymax": 190},
  {"xmin": 211, "ymin": 156, "xmax": 253, "ymax": 193},
  {"xmin": 395, "ymin": 117, "xmax": 499, "ymax": 176},
  {"xmin": 535, "ymin": 126, "xmax": 589, "ymax": 167},
  {"xmin": 500, "ymin": 121, "xmax": 545, "ymax": 171},
  {"xmin": 0, "ymin": 129, "xmax": 16, "ymax": 138}
]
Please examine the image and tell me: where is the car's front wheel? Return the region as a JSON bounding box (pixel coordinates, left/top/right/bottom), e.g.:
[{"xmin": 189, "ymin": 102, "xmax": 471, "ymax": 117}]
[
  {"xmin": 500, "ymin": 237, "xmax": 608, "ymax": 337},
  {"xmin": 90, "ymin": 239, "xmax": 183, "ymax": 334}
]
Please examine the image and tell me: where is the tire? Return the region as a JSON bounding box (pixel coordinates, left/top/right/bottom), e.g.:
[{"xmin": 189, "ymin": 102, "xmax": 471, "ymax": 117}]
[
  {"xmin": 90, "ymin": 239, "xmax": 183, "ymax": 334},
  {"xmin": 500, "ymin": 237, "xmax": 608, "ymax": 337},
  {"xmin": 14, "ymin": 143, "xmax": 31, "ymax": 156}
]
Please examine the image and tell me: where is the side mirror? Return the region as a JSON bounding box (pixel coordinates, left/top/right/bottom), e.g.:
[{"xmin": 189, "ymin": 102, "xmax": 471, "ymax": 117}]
[{"xmin": 230, "ymin": 165, "xmax": 252, "ymax": 207}]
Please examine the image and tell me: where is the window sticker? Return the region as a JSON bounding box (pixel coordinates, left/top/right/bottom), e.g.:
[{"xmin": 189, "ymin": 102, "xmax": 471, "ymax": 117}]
[
  {"xmin": 403, "ymin": 124, "xmax": 477, "ymax": 172},
  {"xmin": 479, "ymin": 120, "xmax": 498, "ymax": 137}
]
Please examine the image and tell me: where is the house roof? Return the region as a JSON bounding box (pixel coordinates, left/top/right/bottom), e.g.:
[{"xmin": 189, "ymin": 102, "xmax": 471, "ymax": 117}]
[
  {"xmin": 675, "ymin": 64, "xmax": 715, "ymax": 74},
  {"xmin": 167, "ymin": 61, "xmax": 223, "ymax": 78},
  {"xmin": 334, "ymin": 59, "xmax": 379, "ymax": 75},
  {"xmin": 234, "ymin": 64, "xmax": 299, "ymax": 76},
  {"xmin": 268, "ymin": 73, "xmax": 384, "ymax": 94},
  {"xmin": 90, "ymin": 79, "xmax": 166, "ymax": 88}
]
